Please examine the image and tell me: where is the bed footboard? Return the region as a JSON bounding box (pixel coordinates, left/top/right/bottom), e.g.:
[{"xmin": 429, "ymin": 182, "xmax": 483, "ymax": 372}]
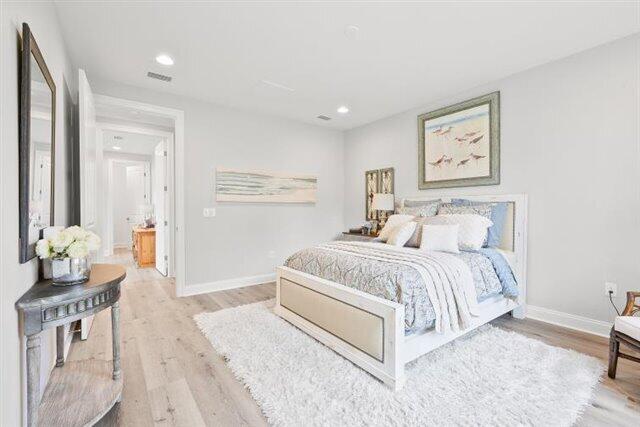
[{"xmin": 274, "ymin": 266, "xmax": 406, "ymax": 390}]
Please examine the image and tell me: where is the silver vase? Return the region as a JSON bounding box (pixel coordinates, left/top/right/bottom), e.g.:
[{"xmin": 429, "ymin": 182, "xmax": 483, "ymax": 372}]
[{"xmin": 51, "ymin": 257, "xmax": 91, "ymax": 286}]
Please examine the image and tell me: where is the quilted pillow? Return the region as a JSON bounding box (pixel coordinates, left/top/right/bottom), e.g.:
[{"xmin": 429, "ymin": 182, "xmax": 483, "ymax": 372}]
[
  {"xmin": 378, "ymin": 214, "xmax": 415, "ymax": 242},
  {"xmin": 451, "ymin": 199, "xmax": 509, "ymax": 248},
  {"xmin": 423, "ymin": 214, "xmax": 493, "ymax": 250}
]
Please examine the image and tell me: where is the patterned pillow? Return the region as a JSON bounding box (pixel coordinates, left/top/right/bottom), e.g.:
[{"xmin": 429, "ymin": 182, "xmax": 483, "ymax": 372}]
[
  {"xmin": 403, "ymin": 199, "xmax": 441, "ymax": 208},
  {"xmin": 397, "ymin": 203, "xmax": 439, "ymax": 217},
  {"xmin": 438, "ymin": 202, "xmax": 493, "ymax": 220}
]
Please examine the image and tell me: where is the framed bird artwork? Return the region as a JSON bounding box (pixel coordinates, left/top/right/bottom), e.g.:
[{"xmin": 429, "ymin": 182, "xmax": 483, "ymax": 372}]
[{"xmin": 418, "ymin": 92, "xmax": 500, "ymax": 189}]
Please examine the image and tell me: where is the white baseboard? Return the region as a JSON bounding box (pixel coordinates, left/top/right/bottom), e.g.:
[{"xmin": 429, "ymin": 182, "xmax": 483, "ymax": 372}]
[
  {"xmin": 526, "ymin": 305, "xmax": 612, "ymax": 338},
  {"xmin": 182, "ymin": 273, "xmax": 276, "ymax": 297}
]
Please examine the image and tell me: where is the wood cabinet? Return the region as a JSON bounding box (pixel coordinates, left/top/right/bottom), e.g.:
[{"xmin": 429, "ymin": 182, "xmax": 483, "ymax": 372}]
[{"xmin": 132, "ymin": 228, "xmax": 155, "ymax": 268}]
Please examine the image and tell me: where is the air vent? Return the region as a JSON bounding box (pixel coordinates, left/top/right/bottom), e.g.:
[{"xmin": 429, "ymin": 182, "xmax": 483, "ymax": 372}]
[
  {"xmin": 147, "ymin": 71, "xmax": 172, "ymax": 82},
  {"xmin": 317, "ymin": 115, "xmax": 331, "ymax": 121},
  {"xmin": 113, "ymin": 135, "xmax": 123, "ymax": 140}
]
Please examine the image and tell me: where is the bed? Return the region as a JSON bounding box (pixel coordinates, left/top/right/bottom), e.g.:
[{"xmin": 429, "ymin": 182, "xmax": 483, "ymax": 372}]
[{"xmin": 274, "ymin": 194, "xmax": 527, "ymax": 390}]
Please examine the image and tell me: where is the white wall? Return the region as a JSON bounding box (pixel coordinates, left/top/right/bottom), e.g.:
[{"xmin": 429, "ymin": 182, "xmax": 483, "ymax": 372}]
[
  {"xmin": 0, "ymin": 1, "xmax": 76, "ymax": 425},
  {"xmin": 102, "ymin": 151, "xmax": 153, "ymax": 250},
  {"xmin": 89, "ymin": 78, "xmax": 345, "ymax": 291},
  {"xmin": 344, "ymin": 34, "xmax": 640, "ymax": 324}
]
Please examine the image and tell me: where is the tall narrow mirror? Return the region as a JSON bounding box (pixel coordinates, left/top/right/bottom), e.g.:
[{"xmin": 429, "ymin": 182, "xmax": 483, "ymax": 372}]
[{"xmin": 20, "ymin": 23, "xmax": 56, "ymax": 263}]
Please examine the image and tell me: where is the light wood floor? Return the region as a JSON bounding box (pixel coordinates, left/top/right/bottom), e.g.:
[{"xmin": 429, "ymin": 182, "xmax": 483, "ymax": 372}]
[{"xmin": 66, "ymin": 250, "xmax": 640, "ymax": 426}]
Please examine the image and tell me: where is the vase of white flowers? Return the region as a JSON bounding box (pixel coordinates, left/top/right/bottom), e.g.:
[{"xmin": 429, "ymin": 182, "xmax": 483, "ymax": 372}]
[{"xmin": 36, "ymin": 226, "xmax": 101, "ymax": 286}]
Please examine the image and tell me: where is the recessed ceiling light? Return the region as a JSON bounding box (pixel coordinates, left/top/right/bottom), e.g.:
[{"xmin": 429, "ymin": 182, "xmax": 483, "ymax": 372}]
[
  {"xmin": 337, "ymin": 106, "xmax": 350, "ymax": 114},
  {"xmin": 112, "ymin": 146, "xmax": 122, "ymax": 150},
  {"xmin": 155, "ymin": 54, "xmax": 174, "ymax": 66}
]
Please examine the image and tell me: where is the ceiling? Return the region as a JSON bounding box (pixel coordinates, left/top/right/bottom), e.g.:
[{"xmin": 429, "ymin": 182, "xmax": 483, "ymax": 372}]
[
  {"xmin": 96, "ymin": 101, "xmax": 175, "ymax": 129},
  {"xmin": 55, "ymin": 1, "xmax": 640, "ymax": 130},
  {"xmin": 103, "ymin": 129, "xmax": 162, "ymax": 156}
]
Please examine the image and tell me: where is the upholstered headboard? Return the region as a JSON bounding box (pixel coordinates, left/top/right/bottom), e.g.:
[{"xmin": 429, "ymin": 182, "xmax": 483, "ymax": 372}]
[{"xmin": 399, "ymin": 194, "xmax": 528, "ymax": 304}]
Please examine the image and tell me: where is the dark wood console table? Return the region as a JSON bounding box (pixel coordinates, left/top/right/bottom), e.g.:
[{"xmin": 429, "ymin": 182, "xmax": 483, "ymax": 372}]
[{"xmin": 16, "ymin": 264, "xmax": 126, "ymax": 427}]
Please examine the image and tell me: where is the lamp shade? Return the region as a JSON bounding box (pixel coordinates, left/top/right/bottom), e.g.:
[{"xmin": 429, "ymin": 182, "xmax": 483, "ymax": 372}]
[{"xmin": 371, "ymin": 193, "xmax": 394, "ymax": 211}]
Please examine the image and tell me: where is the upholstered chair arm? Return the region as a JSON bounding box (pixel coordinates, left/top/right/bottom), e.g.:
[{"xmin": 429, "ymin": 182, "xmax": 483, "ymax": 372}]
[{"xmin": 621, "ymin": 291, "xmax": 640, "ymax": 316}]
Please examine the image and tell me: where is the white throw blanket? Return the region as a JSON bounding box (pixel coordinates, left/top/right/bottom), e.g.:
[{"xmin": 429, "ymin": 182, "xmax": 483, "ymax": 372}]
[{"xmin": 319, "ymin": 242, "xmax": 479, "ymax": 333}]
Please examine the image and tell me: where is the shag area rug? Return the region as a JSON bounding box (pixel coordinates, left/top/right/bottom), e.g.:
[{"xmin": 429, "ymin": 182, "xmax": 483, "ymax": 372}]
[{"xmin": 194, "ymin": 300, "xmax": 603, "ymax": 426}]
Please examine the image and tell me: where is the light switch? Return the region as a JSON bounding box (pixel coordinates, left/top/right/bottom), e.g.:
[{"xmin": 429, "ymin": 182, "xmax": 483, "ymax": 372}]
[{"xmin": 203, "ymin": 208, "xmax": 216, "ymax": 217}]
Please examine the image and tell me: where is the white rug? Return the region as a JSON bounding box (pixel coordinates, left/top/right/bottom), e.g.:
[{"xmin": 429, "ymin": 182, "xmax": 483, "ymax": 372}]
[{"xmin": 194, "ymin": 300, "xmax": 603, "ymax": 426}]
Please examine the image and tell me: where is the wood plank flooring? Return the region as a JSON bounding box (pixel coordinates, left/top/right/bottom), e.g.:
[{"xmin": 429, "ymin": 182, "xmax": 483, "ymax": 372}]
[{"xmin": 66, "ymin": 250, "xmax": 640, "ymax": 426}]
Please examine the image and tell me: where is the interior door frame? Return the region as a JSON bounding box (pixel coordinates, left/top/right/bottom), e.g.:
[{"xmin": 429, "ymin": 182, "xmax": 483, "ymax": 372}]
[
  {"xmin": 105, "ymin": 157, "xmax": 152, "ymax": 253},
  {"xmin": 96, "ymin": 120, "xmax": 177, "ymax": 279},
  {"xmin": 153, "ymin": 139, "xmax": 169, "ymax": 276},
  {"xmin": 93, "ymin": 94, "xmax": 184, "ymax": 294}
]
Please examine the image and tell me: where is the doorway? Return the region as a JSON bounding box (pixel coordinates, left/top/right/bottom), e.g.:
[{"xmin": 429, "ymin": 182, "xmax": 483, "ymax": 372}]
[
  {"xmin": 101, "ymin": 127, "xmax": 171, "ymax": 278},
  {"xmin": 109, "ymin": 159, "xmax": 150, "ymax": 250},
  {"xmin": 77, "ymin": 69, "xmax": 185, "ymax": 340}
]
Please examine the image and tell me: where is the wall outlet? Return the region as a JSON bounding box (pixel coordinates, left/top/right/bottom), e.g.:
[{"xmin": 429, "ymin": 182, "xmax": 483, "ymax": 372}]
[
  {"xmin": 605, "ymin": 282, "xmax": 618, "ymax": 297},
  {"xmin": 203, "ymin": 208, "xmax": 216, "ymax": 217},
  {"xmin": 268, "ymin": 250, "xmax": 276, "ymax": 259}
]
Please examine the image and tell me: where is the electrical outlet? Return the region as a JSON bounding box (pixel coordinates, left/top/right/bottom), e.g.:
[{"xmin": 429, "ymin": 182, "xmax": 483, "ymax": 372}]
[
  {"xmin": 605, "ymin": 282, "xmax": 618, "ymax": 297},
  {"xmin": 203, "ymin": 208, "xmax": 216, "ymax": 218},
  {"xmin": 268, "ymin": 250, "xmax": 276, "ymax": 259}
]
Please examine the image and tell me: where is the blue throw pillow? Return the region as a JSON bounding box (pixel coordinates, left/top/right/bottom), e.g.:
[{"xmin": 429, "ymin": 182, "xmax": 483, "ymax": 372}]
[{"xmin": 451, "ymin": 199, "xmax": 508, "ymax": 247}]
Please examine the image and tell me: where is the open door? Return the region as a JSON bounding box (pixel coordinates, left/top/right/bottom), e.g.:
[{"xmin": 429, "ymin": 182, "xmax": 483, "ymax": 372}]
[
  {"xmin": 153, "ymin": 140, "xmax": 169, "ymax": 276},
  {"xmin": 78, "ymin": 69, "xmax": 102, "ymax": 339}
]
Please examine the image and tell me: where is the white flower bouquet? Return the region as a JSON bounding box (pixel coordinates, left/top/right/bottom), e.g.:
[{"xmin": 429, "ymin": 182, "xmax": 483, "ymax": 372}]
[{"xmin": 36, "ymin": 226, "xmax": 101, "ymax": 285}]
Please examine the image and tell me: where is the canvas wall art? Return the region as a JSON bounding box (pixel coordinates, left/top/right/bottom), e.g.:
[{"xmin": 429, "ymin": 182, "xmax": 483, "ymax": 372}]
[
  {"xmin": 418, "ymin": 92, "xmax": 500, "ymax": 189},
  {"xmin": 216, "ymin": 168, "xmax": 317, "ymax": 203}
]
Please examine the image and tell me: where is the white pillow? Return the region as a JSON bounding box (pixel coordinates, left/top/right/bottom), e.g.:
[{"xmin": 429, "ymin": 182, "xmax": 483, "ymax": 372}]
[
  {"xmin": 387, "ymin": 222, "xmax": 417, "ymax": 247},
  {"xmin": 378, "ymin": 214, "xmax": 415, "ymax": 242},
  {"xmin": 423, "ymin": 214, "xmax": 493, "ymax": 250},
  {"xmin": 419, "ymin": 224, "xmax": 460, "ymax": 253},
  {"xmin": 404, "ymin": 217, "xmax": 428, "ymax": 248}
]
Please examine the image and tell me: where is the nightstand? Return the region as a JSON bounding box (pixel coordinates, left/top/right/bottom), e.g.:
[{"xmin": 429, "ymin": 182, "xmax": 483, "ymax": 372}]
[{"xmin": 337, "ymin": 231, "xmax": 380, "ymax": 242}]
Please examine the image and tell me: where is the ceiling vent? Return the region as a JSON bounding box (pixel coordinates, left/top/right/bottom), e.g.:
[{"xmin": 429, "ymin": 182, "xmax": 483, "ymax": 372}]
[
  {"xmin": 147, "ymin": 71, "xmax": 172, "ymax": 82},
  {"xmin": 113, "ymin": 135, "xmax": 123, "ymax": 140},
  {"xmin": 317, "ymin": 115, "xmax": 332, "ymax": 121}
]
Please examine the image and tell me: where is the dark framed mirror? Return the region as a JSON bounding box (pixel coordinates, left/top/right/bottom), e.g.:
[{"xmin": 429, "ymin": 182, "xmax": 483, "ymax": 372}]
[{"xmin": 19, "ymin": 23, "xmax": 56, "ymax": 263}]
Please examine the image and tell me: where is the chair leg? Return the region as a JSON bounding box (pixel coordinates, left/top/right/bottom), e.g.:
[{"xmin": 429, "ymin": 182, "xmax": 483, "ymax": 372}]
[{"xmin": 608, "ymin": 328, "xmax": 619, "ymax": 379}]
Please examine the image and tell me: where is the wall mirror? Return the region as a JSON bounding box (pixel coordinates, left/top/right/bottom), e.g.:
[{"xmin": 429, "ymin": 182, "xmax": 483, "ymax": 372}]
[{"xmin": 19, "ymin": 23, "xmax": 56, "ymax": 263}]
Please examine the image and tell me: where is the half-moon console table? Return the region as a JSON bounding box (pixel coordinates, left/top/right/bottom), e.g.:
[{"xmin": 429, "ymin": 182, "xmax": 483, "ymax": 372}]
[{"xmin": 16, "ymin": 263, "xmax": 126, "ymax": 427}]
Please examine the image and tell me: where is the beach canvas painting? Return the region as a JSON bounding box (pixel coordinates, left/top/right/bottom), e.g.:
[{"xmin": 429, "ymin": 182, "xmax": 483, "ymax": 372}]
[
  {"xmin": 216, "ymin": 168, "xmax": 317, "ymax": 203},
  {"xmin": 418, "ymin": 92, "xmax": 500, "ymax": 189}
]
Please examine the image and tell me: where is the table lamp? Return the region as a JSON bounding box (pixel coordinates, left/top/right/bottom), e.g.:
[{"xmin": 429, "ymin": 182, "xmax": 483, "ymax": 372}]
[{"xmin": 371, "ymin": 193, "xmax": 395, "ymax": 228}]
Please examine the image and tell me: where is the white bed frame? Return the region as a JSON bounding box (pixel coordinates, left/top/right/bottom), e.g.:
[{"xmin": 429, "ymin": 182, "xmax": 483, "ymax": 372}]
[{"xmin": 274, "ymin": 194, "xmax": 527, "ymax": 390}]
